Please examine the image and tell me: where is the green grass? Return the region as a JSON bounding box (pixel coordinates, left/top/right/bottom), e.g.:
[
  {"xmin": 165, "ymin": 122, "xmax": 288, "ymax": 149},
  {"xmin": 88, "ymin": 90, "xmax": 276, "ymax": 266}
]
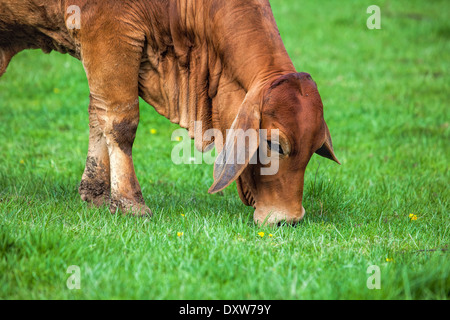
[{"xmin": 0, "ymin": 0, "xmax": 449, "ymax": 300}]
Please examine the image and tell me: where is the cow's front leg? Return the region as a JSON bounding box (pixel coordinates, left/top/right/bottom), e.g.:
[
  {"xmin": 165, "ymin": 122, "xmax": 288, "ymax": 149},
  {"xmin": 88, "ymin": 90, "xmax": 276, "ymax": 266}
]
[
  {"xmin": 79, "ymin": 101, "xmax": 111, "ymax": 207},
  {"xmin": 95, "ymin": 96, "xmax": 151, "ymax": 217},
  {"xmin": 80, "ymin": 19, "xmax": 150, "ymax": 217}
]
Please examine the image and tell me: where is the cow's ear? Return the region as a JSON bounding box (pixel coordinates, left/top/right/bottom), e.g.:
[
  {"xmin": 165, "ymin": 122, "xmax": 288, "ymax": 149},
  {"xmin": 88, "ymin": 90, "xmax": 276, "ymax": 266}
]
[
  {"xmin": 315, "ymin": 121, "xmax": 341, "ymax": 164},
  {"xmin": 208, "ymin": 94, "xmax": 261, "ymax": 194}
]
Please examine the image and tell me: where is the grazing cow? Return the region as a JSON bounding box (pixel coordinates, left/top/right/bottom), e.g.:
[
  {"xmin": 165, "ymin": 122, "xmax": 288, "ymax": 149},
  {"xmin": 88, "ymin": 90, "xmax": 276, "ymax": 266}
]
[{"xmin": 0, "ymin": 0, "xmax": 340, "ymax": 225}]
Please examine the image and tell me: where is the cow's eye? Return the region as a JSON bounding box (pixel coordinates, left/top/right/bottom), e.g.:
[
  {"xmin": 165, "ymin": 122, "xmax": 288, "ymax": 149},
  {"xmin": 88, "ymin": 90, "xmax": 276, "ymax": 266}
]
[{"xmin": 267, "ymin": 140, "xmax": 284, "ymax": 156}]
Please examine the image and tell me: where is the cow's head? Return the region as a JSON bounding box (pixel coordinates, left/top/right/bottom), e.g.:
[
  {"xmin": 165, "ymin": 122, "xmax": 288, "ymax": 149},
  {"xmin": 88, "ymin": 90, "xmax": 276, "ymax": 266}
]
[{"xmin": 209, "ymin": 72, "xmax": 339, "ymax": 225}]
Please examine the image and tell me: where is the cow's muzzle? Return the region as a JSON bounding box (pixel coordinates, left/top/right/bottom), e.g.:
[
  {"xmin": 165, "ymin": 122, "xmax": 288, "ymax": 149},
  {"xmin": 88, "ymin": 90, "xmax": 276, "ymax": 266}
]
[{"xmin": 253, "ymin": 205, "xmax": 305, "ymax": 226}]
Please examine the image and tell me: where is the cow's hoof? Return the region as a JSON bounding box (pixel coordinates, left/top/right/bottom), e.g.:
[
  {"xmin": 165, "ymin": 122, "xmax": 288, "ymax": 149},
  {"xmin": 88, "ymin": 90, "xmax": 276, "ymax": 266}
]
[
  {"xmin": 79, "ymin": 180, "xmax": 110, "ymax": 207},
  {"xmin": 109, "ymin": 199, "xmax": 153, "ymax": 218}
]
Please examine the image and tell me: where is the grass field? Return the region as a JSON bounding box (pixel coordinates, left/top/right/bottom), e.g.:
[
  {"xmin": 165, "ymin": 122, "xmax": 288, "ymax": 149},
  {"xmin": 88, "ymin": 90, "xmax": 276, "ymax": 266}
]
[{"xmin": 0, "ymin": 0, "xmax": 449, "ymax": 300}]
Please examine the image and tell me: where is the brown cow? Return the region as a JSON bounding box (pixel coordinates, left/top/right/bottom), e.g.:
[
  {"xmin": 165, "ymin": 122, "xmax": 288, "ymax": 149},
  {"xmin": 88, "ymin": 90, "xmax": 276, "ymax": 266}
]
[{"xmin": 0, "ymin": 0, "xmax": 339, "ymax": 225}]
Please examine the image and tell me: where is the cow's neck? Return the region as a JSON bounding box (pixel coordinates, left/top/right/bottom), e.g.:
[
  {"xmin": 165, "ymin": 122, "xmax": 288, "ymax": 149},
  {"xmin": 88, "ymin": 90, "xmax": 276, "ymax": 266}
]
[
  {"xmin": 138, "ymin": 0, "xmax": 296, "ymax": 151},
  {"xmin": 197, "ymin": 0, "xmax": 297, "ymax": 142},
  {"xmin": 176, "ymin": 0, "xmax": 296, "ymax": 91}
]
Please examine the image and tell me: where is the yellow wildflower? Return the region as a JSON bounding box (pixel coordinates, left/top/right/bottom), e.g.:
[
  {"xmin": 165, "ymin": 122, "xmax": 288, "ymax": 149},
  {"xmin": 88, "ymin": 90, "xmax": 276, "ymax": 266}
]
[
  {"xmin": 409, "ymin": 213, "xmax": 418, "ymax": 221},
  {"xmin": 19, "ymin": 159, "xmax": 25, "ymax": 164},
  {"xmin": 269, "ymin": 234, "xmax": 273, "ymax": 238},
  {"xmin": 181, "ymin": 214, "xmax": 185, "ymax": 217},
  {"xmin": 386, "ymin": 258, "xmax": 393, "ymax": 262},
  {"xmin": 150, "ymin": 129, "xmax": 157, "ymax": 134},
  {"xmin": 177, "ymin": 232, "xmax": 184, "ymax": 237},
  {"xmin": 258, "ymin": 232, "xmax": 265, "ymax": 238}
]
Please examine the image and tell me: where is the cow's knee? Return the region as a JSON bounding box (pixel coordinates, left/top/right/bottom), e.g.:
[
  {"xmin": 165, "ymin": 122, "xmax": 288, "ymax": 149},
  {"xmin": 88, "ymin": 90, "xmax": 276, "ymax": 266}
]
[{"xmin": 108, "ymin": 115, "xmax": 139, "ymax": 156}]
